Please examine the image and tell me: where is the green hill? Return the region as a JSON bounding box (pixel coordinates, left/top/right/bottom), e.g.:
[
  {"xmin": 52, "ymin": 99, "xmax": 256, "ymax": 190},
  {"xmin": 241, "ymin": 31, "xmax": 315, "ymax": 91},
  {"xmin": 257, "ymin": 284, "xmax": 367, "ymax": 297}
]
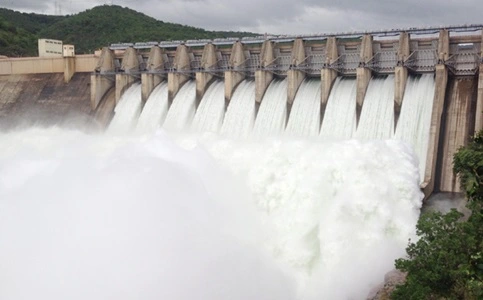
[{"xmin": 0, "ymin": 5, "xmax": 257, "ymax": 56}]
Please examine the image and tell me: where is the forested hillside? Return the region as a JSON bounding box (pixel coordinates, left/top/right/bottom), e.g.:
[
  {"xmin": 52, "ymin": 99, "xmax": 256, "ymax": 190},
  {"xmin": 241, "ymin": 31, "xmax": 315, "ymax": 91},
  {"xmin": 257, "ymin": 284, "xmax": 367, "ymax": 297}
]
[{"xmin": 0, "ymin": 5, "xmax": 256, "ymax": 56}]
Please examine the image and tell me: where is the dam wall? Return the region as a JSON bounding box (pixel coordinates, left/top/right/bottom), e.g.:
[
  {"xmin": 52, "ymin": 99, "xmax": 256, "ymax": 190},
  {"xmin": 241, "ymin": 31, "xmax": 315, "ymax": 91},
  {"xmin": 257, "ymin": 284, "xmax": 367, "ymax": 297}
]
[
  {"xmin": 0, "ymin": 55, "xmax": 98, "ymax": 75},
  {"xmin": 1, "ymin": 25, "xmax": 482, "ymax": 197},
  {"xmin": 0, "ymin": 73, "xmax": 95, "ymax": 131},
  {"xmin": 436, "ymin": 77, "xmax": 478, "ymax": 192}
]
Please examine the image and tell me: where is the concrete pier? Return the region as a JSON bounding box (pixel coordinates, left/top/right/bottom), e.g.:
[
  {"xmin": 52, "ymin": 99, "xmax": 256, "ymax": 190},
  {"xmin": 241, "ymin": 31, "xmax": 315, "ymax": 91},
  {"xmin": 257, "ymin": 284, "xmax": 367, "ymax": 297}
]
[
  {"xmin": 475, "ymin": 33, "xmax": 483, "ymax": 132},
  {"xmin": 225, "ymin": 41, "xmax": 246, "ymax": 103},
  {"xmin": 196, "ymin": 43, "xmax": 218, "ymax": 104},
  {"xmin": 476, "ymin": 67, "xmax": 483, "ymax": 132},
  {"xmin": 63, "ymin": 57, "xmax": 75, "ymax": 83},
  {"xmin": 355, "ymin": 35, "xmax": 373, "ymax": 122},
  {"xmin": 168, "ymin": 44, "xmax": 191, "ymax": 103},
  {"xmin": 321, "ymin": 37, "xmax": 339, "ymax": 118},
  {"xmin": 255, "ymin": 40, "xmax": 275, "ymax": 102},
  {"xmin": 91, "ymin": 47, "xmax": 116, "ymax": 110},
  {"xmin": 394, "ymin": 32, "xmax": 410, "ymax": 125},
  {"xmin": 115, "ymin": 47, "xmax": 140, "ymax": 104},
  {"xmin": 141, "ymin": 46, "xmax": 165, "ymax": 104},
  {"xmin": 422, "ymin": 30, "xmax": 449, "ymax": 198},
  {"xmin": 287, "ymin": 38, "xmax": 306, "ymax": 104}
]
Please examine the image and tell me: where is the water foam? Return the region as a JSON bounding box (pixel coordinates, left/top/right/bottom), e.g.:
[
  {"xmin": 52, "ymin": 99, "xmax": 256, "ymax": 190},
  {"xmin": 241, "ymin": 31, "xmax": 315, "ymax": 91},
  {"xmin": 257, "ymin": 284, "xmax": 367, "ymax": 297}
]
[{"xmin": 0, "ymin": 128, "xmax": 423, "ymax": 300}]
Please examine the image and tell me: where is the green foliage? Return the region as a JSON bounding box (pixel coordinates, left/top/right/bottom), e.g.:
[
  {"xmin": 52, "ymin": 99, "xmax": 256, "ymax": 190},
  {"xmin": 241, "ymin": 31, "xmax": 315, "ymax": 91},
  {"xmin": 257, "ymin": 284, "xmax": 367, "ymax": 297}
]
[
  {"xmin": 0, "ymin": 16, "xmax": 38, "ymax": 56},
  {"xmin": 0, "ymin": 5, "xmax": 257, "ymax": 56},
  {"xmin": 392, "ymin": 131, "xmax": 483, "ymax": 300}
]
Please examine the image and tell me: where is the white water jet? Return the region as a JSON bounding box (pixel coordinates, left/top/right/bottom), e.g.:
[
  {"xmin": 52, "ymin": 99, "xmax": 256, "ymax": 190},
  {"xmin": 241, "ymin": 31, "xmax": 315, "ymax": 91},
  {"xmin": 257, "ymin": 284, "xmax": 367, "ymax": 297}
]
[
  {"xmin": 136, "ymin": 82, "xmax": 169, "ymax": 133},
  {"xmin": 253, "ymin": 79, "xmax": 288, "ymax": 137},
  {"xmin": 107, "ymin": 83, "xmax": 142, "ymax": 133},
  {"xmin": 320, "ymin": 77, "xmax": 357, "ymax": 139},
  {"xmin": 163, "ymin": 81, "xmax": 196, "ymax": 131},
  {"xmin": 285, "ymin": 79, "xmax": 321, "ymax": 137},
  {"xmin": 356, "ymin": 76, "xmax": 395, "ymax": 140},
  {"xmin": 191, "ymin": 81, "xmax": 225, "ymax": 133},
  {"xmin": 221, "ymin": 80, "xmax": 256, "ymax": 139},
  {"xmin": 395, "ymin": 74, "xmax": 436, "ymax": 182}
]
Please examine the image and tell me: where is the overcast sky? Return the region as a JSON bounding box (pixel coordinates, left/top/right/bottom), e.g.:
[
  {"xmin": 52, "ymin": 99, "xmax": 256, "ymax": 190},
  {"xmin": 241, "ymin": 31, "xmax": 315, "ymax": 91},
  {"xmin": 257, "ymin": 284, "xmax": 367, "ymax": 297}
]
[{"xmin": 1, "ymin": 0, "xmax": 482, "ymax": 35}]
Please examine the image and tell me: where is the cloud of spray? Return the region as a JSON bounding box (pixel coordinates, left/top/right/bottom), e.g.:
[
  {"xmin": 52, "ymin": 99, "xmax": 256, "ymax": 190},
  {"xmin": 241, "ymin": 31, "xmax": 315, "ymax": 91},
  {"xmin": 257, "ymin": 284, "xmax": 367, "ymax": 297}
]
[{"xmin": 0, "ymin": 128, "xmax": 422, "ymax": 299}]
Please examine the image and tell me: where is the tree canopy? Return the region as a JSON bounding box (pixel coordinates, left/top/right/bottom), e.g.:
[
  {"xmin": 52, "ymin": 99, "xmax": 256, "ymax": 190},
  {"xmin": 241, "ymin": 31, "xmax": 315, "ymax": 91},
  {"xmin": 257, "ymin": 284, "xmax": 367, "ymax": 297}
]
[{"xmin": 0, "ymin": 5, "xmax": 257, "ymax": 56}]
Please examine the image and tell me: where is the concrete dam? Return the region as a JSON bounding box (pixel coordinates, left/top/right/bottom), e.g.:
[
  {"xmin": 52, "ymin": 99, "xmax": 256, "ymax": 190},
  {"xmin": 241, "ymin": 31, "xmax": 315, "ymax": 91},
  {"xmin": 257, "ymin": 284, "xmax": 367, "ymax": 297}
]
[
  {"xmin": 0, "ymin": 26, "xmax": 480, "ymax": 198},
  {"xmin": 85, "ymin": 25, "xmax": 480, "ymax": 197},
  {"xmin": 0, "ymin": 25, "xmax": 481, "ymax": 299}
]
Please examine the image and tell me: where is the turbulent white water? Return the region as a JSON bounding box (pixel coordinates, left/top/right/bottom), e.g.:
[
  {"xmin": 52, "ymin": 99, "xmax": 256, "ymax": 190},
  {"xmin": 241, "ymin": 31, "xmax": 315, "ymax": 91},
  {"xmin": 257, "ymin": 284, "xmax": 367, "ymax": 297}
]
[
  {"xmin": 221, "ymin": 80, "xmax": 256, "ymax": 139},
  {"xmin": 0, "ymin": 128, "xmax": 422, "ymax": 300},
  {"xmin": 191, "ymin": 81, "xmax": 225, "ymax": 133},
  {"xmin": 320, "ymin": 77, "xmax": 357, "ymax": 139},
  {"xmin": 253, "ymin": 80, "xmax": 288, "ymax": 137},
  {"xmin": 136, "ymin": 82, "xmax": 169, "ymax": 133},
  {"xmin": 163, "ymin": 81, "xmax": 196, "ymax": 131},
  {"xmin": 0, "ymin": 74, "xmax": 436, "ymax": 299},
  {"xmin": 285, "ymin": 79, "xmax": 321, "ymax": 137},
  {"xmin": 395, "ymin": 74, "xmax": 436, "ymax": 182},
  {"xmin": 107, "ymin": 83, "xmax": 142, "ymax": 133},
  {"xmin": 356, "ymin": 76, "xmax": 395, "ymax": 140}
]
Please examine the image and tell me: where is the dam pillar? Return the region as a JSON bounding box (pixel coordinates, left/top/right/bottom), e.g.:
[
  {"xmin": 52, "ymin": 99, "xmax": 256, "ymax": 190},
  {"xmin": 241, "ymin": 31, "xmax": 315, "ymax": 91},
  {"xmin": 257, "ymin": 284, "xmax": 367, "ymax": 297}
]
[
  {"xmin": 287, "ymin": 38, "xmax": 306, "ymax": 104},
  {"xmin": 115, "ymin": 47, "xmax": 141, "ymax": 104},
  {"xmin": 356, "ymin": 34, "xmax": 373, "ymax": 122},
  {"xmin": 91, "ymin": 47, "xmax": 116, "ymax": 110},
  {"xmin": 321, "ymin": 37, "xmax": 339, "ymax": 115},
  {"xmin": 225, "ymin": 41, "xmax": 246, "ymax": 104},
  {"xmin": 255, "ymin": 40, "xmax": 275, "ymax": 103},
  {"xmin": 394, "ymin": 32, "xmax": 410, "ymax": 124},
  {"xmin": 196, "ymin": 43, "xmax": 218, "ymax": 104},
  {"xmin": 475, "ymin": 33, "xmax": 483, "ymax": 132},
  {"xmin": 141, "ymin": 46, "xmax": 165, "ymax": 104},
  {"xmin": 422, "ymin": 29, "xmax": 449, "ymax": 198},
  {"xmin": 168, "ymin": 44, "xmax": 191, "ymax": 103},
  {"xmin": 63, "ymin": 57, "xmax": 75, "ymax": 83}
]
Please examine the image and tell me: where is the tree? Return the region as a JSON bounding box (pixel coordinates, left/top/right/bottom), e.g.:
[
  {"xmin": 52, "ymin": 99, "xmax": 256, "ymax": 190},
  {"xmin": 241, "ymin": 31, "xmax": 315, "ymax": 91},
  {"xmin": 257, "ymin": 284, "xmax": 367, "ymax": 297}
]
[{"xmin": 391, "ymin": 131, "xmax": 483, "ymax": 300}]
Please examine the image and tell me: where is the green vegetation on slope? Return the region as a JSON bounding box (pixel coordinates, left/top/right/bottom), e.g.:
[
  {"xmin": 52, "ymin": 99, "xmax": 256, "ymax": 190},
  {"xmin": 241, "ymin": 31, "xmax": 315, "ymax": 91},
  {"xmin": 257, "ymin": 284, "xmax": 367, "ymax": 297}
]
[
  {"xmin": 0, "ymin": 16, "xmax": 37, "ymax": 56},
  {"xmin": 0, "ymin": 5, "xmax": 257, "ymax": 56},
  {"xmin": 392, "ymin": 131, "xmax": 483, "ymax": 299}
]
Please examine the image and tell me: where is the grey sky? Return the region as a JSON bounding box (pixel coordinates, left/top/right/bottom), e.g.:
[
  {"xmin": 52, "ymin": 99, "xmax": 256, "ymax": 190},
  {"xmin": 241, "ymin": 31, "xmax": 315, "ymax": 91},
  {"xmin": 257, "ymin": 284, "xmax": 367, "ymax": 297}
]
[{"xmin": 1, "ymin": 0, "xmax": 482, "ymax": 35}]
